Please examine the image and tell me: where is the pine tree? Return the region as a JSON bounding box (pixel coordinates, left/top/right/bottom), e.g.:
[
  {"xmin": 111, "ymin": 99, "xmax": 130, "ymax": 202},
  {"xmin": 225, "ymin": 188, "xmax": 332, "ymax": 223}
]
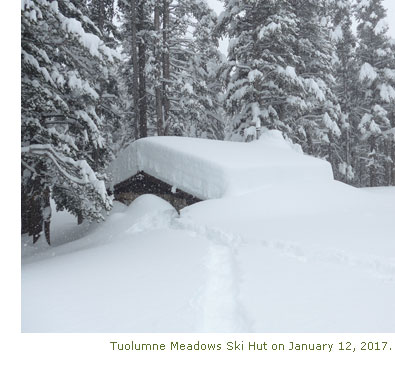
[
  {"xmin": 354, "ymin": 0, "xmax": 395, "ymax": 186},
  {"xmin": 118, "ymin": 0, "xmax": 148, "ymax": 140},
  {"xmin": 219, "ymin": 0, "xmax": 340, "ymax": 153},
  {"xmin": 382, "ymin": 38, "xmax": 395, "ymax": 185},
  {"xmin": 220, "ymin": 0, "xmax": 308, "ymax": 141},
  {"xmin": 154, "ymin": 1, "xmax": 164, "ymax": 135},
  {"xmin": 118, "ymin": 0, "xmax": 224, "ymax": 139},
  {"xmin": 165, "ymin": 0, "xmax": 224, "ymax": 138},
  {"xmin": 87, "ymin": 0, "xmax": 117, "ymax": 40},
  {"xmin": 330, "ymin": 0, "xmax": 358, "ymax": 183},
  {"xmin": 21, "ymin": 0, "xmax": 119, "ymax": 243},
  {"xmin": 190, "ymin": 6, "xmax": 225, "ymax": 139},
  {"xmin": 290, "ymin": 0, "xmax": 341, "ymax": 166}
]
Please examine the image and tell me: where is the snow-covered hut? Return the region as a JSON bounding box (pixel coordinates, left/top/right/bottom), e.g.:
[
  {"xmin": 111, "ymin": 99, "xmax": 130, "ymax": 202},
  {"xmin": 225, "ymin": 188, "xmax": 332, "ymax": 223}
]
[{"xmin": 108, "ymin": 130, "xmax": 333, "ymax": 209}]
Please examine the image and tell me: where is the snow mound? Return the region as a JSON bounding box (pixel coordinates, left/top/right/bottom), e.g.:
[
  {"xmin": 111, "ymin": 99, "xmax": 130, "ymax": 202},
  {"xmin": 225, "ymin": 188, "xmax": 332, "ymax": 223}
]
[
  {"xmin": 121, "ymin": 194, "xmax": 178, "ymax": 234},
  {"xmin": 91, "ymin": 194, "xmax": 178, "ymax": 238},
  {"xmin": 125, "ymin": 194, "xmax": 176, "ymax": 218},
  {"xmin": 109, "ymin": 130, "xmax": 333, "ymax": 199}
]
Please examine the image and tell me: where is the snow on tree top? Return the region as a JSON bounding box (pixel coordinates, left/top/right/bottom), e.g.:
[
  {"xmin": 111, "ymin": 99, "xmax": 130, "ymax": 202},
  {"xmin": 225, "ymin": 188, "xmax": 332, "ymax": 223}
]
[{"xmin": 109, "ymin": 130, "xmax": 333, "ymax": 200}]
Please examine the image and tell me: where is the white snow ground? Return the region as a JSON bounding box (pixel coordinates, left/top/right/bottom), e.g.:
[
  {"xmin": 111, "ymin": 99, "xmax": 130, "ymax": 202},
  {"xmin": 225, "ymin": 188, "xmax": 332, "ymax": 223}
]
[{"xmin": 22, "ymin": 132, "xmax": 395, "ymax": 333}]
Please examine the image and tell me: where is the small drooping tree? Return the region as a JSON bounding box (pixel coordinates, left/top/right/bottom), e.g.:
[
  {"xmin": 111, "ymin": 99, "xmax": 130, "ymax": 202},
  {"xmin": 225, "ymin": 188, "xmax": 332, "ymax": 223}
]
[{"xmin": 21, "ymin": 0, "xmax": 120, "ymax": 243}]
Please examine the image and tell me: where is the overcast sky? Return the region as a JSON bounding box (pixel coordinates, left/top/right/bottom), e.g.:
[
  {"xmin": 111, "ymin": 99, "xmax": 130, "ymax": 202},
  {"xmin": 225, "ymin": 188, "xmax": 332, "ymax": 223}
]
[{"xmin": 207, "ymin": 0, "xmax": 395, "ymax": 54}]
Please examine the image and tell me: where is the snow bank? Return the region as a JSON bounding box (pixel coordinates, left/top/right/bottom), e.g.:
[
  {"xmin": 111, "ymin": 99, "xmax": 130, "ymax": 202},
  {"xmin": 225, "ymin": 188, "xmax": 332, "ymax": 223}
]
[
  {"xmin": 109, "ymin": 130, "xmax": 333, "ymax": 199},
  {"xmin": 22, "ymin": 186, "xmax": 395, "ymax": 332},
  {"xmin": 22, "ymin": 195, "xmax": 178, "ymax": 264},
  {"xmin": 182, "ymin": 179, "xmax": 395, "ymax": 260},
  {"xmin": 22, "ymin": 218, "xmax": 208, "ymax": 333}
]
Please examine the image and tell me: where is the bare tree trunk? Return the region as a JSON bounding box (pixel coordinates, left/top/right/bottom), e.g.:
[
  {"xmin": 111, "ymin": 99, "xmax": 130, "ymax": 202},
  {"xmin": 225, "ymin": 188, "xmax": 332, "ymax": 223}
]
[
  {"xmin": 384, "ymin": 138, "xmax": 390, "ymax": 186},
  {"xmin": 43, "ymin": 187, "xmax": 51, "ymax": 245},
  {"xmin": 26, "ymin": 162, "xmax": 45, "ymax": 244},
  {"xmin": 130, "ymin": 0, "xmax": 140, "ymax": 138},
  {"xmin": 162, "ymin": 0, "xmax": 170, "ymax": 134},
  {"xmin": 342, "ymin": 63, "xmax": 351, "ymax": 184},
  {"xmin": 30, "ymin": 193, "xmax": 42, "ymax": 244},
  {"xmin": 328, "ymin": 131, "xmax": 334, "ymax": 176},
  {"xmin": 344, "ymin": 123, "xmax": 350, "ymax": 184},
  {"xmin": 306, "ymin": 127, "xmax": 314, "ymax": 156},
  {"xmin": 369, "ymin": 135, "xmax": 377, "ymax": 187},
  {"xmin": 77, "ymin": 210, "xmax": 84, "ymax": 225},
  {"xmin": 138, "ymin": 0, "xmax": 148, "ymax": 138},
  {"xmin": 154, "ymin": 4, "xmax": 164, "ymax": 135}
]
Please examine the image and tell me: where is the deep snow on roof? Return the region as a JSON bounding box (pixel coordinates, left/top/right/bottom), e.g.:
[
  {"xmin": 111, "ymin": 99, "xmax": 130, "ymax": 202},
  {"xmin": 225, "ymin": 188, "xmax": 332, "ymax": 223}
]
[{"xmin": 109, "ymin": 130, "xmax": 333, "ymax": 200}]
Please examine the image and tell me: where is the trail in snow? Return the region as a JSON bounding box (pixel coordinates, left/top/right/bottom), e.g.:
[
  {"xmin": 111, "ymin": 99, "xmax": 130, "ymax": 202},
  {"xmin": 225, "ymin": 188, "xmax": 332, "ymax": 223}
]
[
  {"xmin": 261, "ymin": 239, "xmax": 395, "ymax": 281},
  {"xmin": 175, "ymin": 218, "xmax": 395, "ymax": 282},
  {"xmin": 22, "ymin": 193, "xmax": 395, "ymax": 332},
  {"xmin": 199, "ymin": 243, "xmax": 249, "ymax": 332},
  {"xmin": 184, "ymin": 230, "xmax": 252, "ymax": 333},
  {"xmin": 172, "ymin": 218, "xmax": 249, "ymax": 331},
  {"xmin": 123, "ymin": 213, "xmax": 395, "ymax": 332},
  {"xmin": 173, "ymin": 217, "xmax": 395, "ymax": 332}
]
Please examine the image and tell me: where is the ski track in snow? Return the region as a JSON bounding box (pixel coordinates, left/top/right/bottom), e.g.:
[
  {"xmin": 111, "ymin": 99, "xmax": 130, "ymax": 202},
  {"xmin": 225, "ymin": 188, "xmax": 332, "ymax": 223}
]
[
  {"xmin": 174, "ymin": 217, "xmax": 395, "ymax": 282},
  {"xmin": 174, "ymin": 220, "xmax": 252, "ymax": 332},
  {"xmin": 122, "ymin": 213, "xmax": 395, "ymax": 332},
  {"xmin": 196, "ymin": 241, "xmax": 251, "ymax": 332},
  {"xmin": 103, "ymin": 211, "xmax": 253, "ymax": 332},
  {"xmin": 264, "ymin": 239, "xmax": 395, "ymax": 282},
  {"xmin": 25, "ymin": 207, "xmax": 394, "ymax": 332},
  {"xmin": 166, "ymin": 216, "xmax": 394, "ymax": 331}
]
